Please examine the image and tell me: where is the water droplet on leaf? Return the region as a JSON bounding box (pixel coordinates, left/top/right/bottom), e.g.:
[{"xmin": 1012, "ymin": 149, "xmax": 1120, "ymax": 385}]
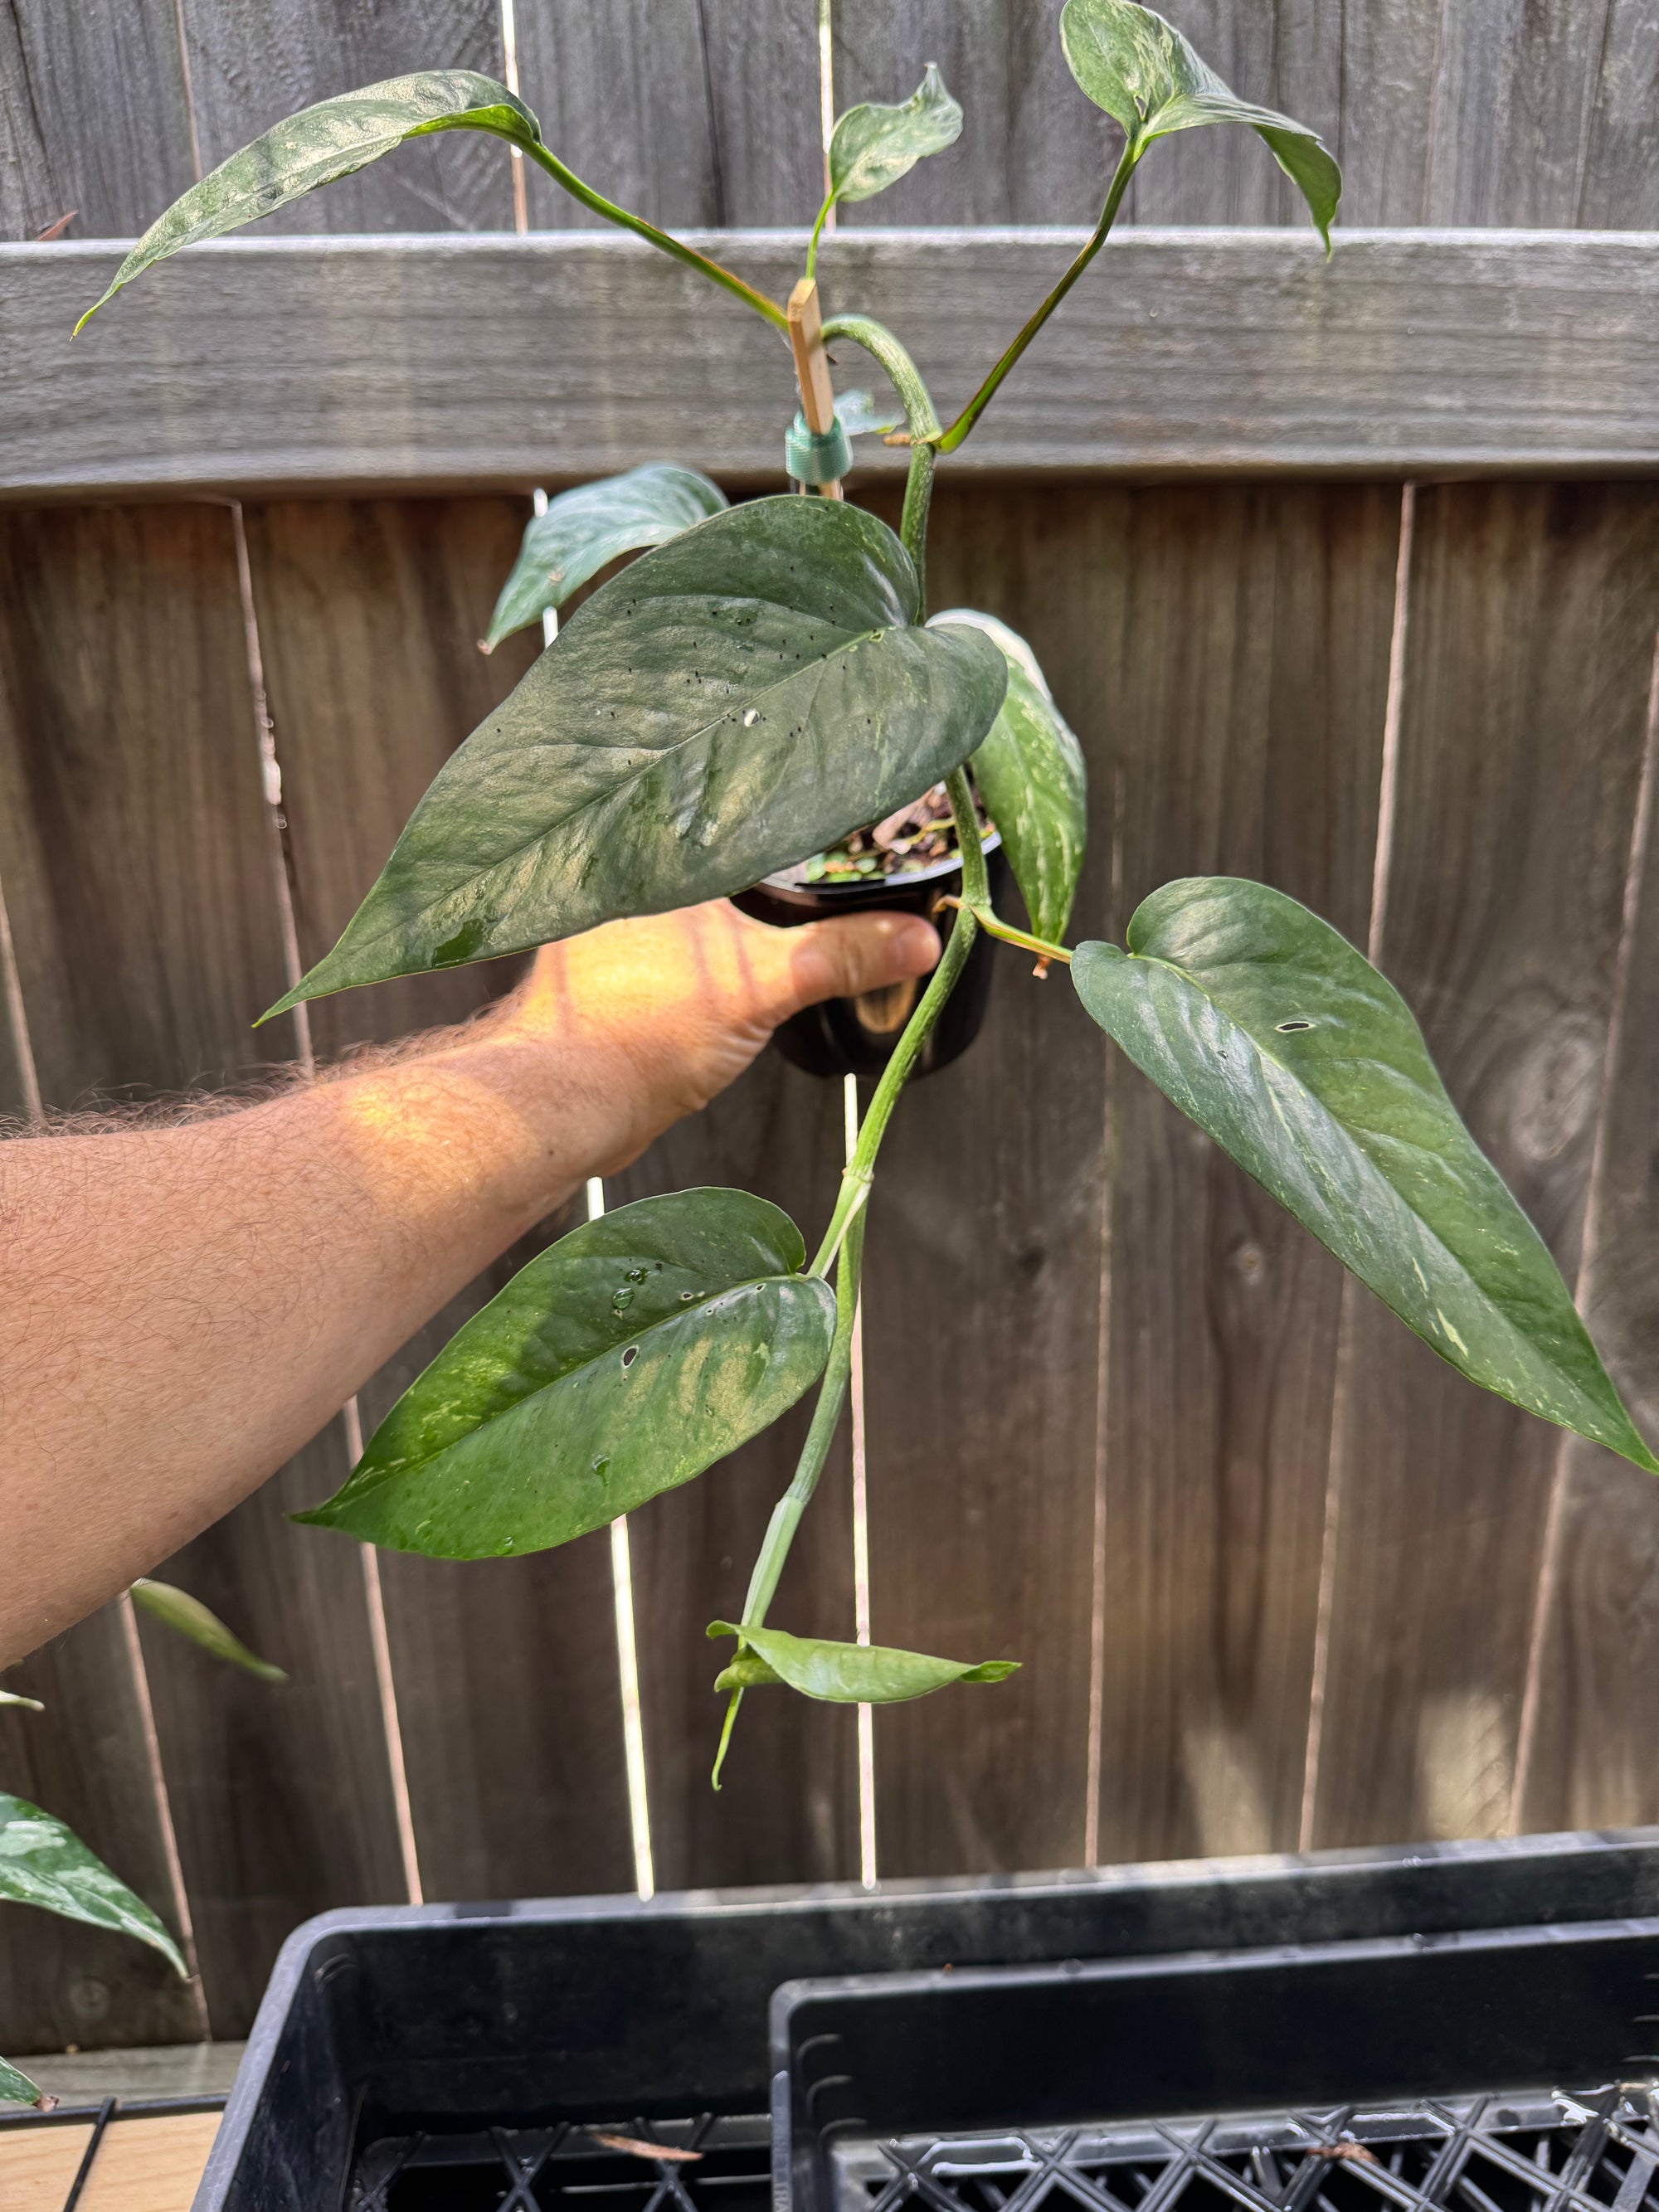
[{"xmin": 612, "ymin": 1286, "xmax": 635, "ymax": 1312}]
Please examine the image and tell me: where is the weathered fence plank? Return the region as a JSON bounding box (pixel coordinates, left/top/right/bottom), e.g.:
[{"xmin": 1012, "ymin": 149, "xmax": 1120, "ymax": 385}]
[
  {"xmin": 1577, "ymin": 0, "xmax": 1659, "ymax": 228},
  {"xmin": 0, "ymin": 500, "xmax": 404, "ymax": 2043},
  {"xmin": 239, "ymin": 493, "xmax": 637, "ymax": 1904},
  {"xmin": 1306, "ymin": 481, "xmax": 1659, "ymax": 1850},
  {"xmin": 0, "ymin": 0, "xmax": 197, "ymax": 242},
  {"xmin": 177, "ymin": 0, "xmax": 512, "ymax": 235},
  {"xmin": 12, "ymin": 230, "xmax": 1659, "ymax": 499},
  {"xmin": 1092, "ymin": 482, "xmax": 1402, "ymax": 1865}
]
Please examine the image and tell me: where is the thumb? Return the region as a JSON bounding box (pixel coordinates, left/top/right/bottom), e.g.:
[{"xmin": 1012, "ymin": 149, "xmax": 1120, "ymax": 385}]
[{"xmin": 766, "ymin": 911, "xmax": 941, "ymax": 1022}]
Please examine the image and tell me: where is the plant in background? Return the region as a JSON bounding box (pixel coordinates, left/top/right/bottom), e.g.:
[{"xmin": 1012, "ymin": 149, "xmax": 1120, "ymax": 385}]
[{"xmin": 71, "ymin": 0, "xmax": 1656, "ymax": 1813}]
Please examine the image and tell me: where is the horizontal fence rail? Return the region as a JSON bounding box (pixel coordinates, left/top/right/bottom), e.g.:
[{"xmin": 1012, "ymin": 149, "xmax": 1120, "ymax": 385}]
[{"xmin": 4, "ymin": 228, "xmax": 1659, "ymax": 498}]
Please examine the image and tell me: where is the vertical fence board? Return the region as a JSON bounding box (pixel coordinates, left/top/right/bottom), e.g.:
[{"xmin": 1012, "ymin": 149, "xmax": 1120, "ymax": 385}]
[
  {"xmin": 0, "ymin": 501, "xmax": 402, "ymax": 2043},
  {"xmin": 1576, "ymin": 0, "xmax": 1659, "ymax": 228},
  {"xmin": 178, "ymin": 0, "xmax": 513, "ymax": 234},
  {"xmin": 241, "ymin": 494, "xmax": 636, "ymax": 1903},
  {"xmin": 1308, "ymin": 481, "xmax": 1659, "ymax": 1850},
  {"xmin": 1330, "ymin": 0, "xmax": 1441, "ymax": 227},
  {"xmin": 0, "ymin": 0, "xmax": 197, "ymax": 241},
  {"xmin": 1091, "ymin": 483, "xmax": 1399, "ymax": 1864},
  {"xmin": 1422, "ymin": 0, "xmax": 1619, "ymax": 224}
]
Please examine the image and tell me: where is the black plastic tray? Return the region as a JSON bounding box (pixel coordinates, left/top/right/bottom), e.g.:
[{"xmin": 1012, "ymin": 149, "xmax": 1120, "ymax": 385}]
[{"xmin": 192, "ymin": 1830, "xmax": 1659, "ymax": 2211}]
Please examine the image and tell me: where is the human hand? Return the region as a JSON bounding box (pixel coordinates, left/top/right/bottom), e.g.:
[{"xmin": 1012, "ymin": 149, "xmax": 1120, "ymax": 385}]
[{"xmin": 492, "ymin": 899, "xmax": 941, "ymax": 1177}]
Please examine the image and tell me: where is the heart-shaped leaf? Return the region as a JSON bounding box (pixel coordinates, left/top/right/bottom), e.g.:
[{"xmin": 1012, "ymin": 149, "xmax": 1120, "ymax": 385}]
[
  {"xmin": 1060, "ymin": 0, "xmax": 1340, "ymax": 245},
  {"xmin": 707, "ymin": 1622, "xmax": 1019, "ymax": 1702},
  {"xmin": 297, "ymin": 1191, "xmax": 837, "ymax": 1558},
  {"xmin": 482, "ymin": 464, "xmax": 729, "ymax": 653},
  {"xmin": 0, "ymin": 1795, "xmax": 187, "ymax": 1976},
  {"xmin": 76, "ymin": 73, "xmax": 540, "ymax": 332},
  {"xmin": 1072, "ymin": 878, "xmax": 1658, "ymax": 1471},
  {"xmin": 130, "ymin": 1581, "xmax": 289, "ymax": 1685},
  {"xmin": 834, "ymin": 390, "xmax": 903, "ymax": 439},
  {"xmin": 0, "ymin": 1690, "xmax": 43, "ymax": 1711},
  {"xmin": 264, "ymin": 498, "xmax": 1006, "ymax": 1017},
  {"xmin": 0, "ymin": 2054, "xmax": 45, "ymax": 2106},
  {"xmin": 827, "ymin": 63, "xmax": 963, "ymax": 208},
  {"xmin": 931, "ymin": 609, "xmax": 1087, "ymax": 943}
]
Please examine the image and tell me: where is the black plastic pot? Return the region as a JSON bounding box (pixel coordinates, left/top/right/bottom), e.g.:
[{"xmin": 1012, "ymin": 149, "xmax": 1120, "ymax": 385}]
[
  {"xmin": 732, "ymin": 843, "xmax": 1008, "ymax": 1082},
  {"xmin": 194, "ymin": 1831, "xmax": 1659, "ymax": 2211}
]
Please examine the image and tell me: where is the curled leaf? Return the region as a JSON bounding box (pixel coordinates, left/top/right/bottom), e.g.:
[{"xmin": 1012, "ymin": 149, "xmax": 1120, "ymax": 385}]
[
  {"xmin": 130, "ymin": 1581, "xmax": 288, "ymax": 1685},
  {"xmin": 1060, "ymin": 0, "xmax": 1340, "ymax": 245},
  {"xmin": 297, "ymin": 1191, "xmax": 837, "ymax": 1558},
  {"xmin": 707, "ymin": 1621, "xmax": 1019, "ymax": 1703},
  {"xmin": 76, "ymin": 73, "xmax": 541, "ymax": 331},
  {"xmin": 0, "ymin": 1794, "xmax": 187, "ymax": 1977},
  {"xmin": 1071, "ymin": 878, "xmax": 1657, "ymax": 1471},
  {"xmin": 827, "ymin": 63, "xmax": 963, "ymax": 207},
  {"xmin": 931, "ymin": 609, "xmax": 1087, "ymax": 943},
  {"xmin": 483, "ymin": 464, "xmax": 728, "ymax": 652}
]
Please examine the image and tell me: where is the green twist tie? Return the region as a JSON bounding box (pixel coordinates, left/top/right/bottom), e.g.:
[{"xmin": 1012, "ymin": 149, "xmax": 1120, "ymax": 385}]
[{"xmin": 785, "ymin": 411, "xmax": 851, "ymax": 486}]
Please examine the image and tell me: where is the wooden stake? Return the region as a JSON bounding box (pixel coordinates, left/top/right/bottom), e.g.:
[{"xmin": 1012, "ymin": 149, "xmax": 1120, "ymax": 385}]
[{"xmin": 786, "ymin": 276, "xmax": 843, "ymax": 498}]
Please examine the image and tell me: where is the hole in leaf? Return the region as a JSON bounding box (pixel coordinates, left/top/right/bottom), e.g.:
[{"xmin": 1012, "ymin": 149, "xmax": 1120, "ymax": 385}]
[
  {"xmin": 621, "ymin": 1345, "xmax": 639, "ymax": 1369},
  {"xmin": 1277, "ymin": 1018, "xmax": 1316, "ymax": 1033}
]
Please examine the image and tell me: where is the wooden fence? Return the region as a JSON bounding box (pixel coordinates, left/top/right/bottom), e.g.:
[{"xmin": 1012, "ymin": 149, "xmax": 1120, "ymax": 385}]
[{"xmin": 2, "ymin": 0, "xmax": 1658, "ymax": 2055}]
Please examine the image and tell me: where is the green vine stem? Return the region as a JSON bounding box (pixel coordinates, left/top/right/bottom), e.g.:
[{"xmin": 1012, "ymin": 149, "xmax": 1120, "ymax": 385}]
[
  {"xmin": 521, "ymin": 139, "xmax": 788, "ymax": 333},
  {"xmin": 941, "ymin": 898, "xmax": 1073, "ymax": 967},
  {"xmin": 820, "ymin": 312, "xmax": 941, "ymax": 586},
  {"xmin": 930, "ymin": 139, "xmax": 1138, "ymax": 453}
]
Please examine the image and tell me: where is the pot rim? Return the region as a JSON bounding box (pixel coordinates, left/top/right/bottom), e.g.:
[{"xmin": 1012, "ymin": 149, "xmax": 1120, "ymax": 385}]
[{"xmin": 759, "ymin": 825, "xmax": 1003, "ymax": 902}]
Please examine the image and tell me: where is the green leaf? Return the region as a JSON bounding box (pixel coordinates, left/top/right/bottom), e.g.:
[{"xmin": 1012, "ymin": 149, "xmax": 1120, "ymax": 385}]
[
  {"xmin": 0, "ymin": 1795, "xmax": 187, "ymax": 1977},
  {"xmin": 930, "ymin": 609, "xmax": 1087, "ymax": 943},
  {"xmin": 76, "ymin": 73, "xmax": 540, "ymax": 332},
  {"xmin": 297, "ymin": 1190, "xmax": 837, "ymax": 1558},
  {"xmin": 1072, "ymin": 878, "xmax": 1658, "ymax": 1471},
  {"xmin": 0, "ymin": 2055, "xmax": 45, "ymax": 2106},
  {"xmin": 1060, "ymin": 0, "xmax": 1340, "ymax": 245},
  {"xmin": 827, "ymin": 63, "xmax": 963, "ymax": 208},
  {"xmin": 482, "ymin": 464, "xmax": 728, "ymax": 653},
  {"xmin": 0, "ymin": 1690, "xmax": 43, "ymax": 1711},
  {"xmin": 264, "ymin": 497, "xmax": 1006, "ymax": 1016},
  {"xmin": 834, "ymin": 390, "xmax": 902, "ymax": 439},
  {"xmin": 130, "ymin": 1581, "xmax": 288, "ymax": 1685},
  {"xmin": 707, "ymin": 1622, "xmax": 1019, "ymax": 1703}
]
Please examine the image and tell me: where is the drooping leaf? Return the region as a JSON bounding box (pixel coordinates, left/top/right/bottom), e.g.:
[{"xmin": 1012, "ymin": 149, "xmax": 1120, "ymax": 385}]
[
  {"xmin": 264, "ymin": 498, "xmax": 1006, "ymax": 1016},
  {"xmin": 0, "ymin": 2055, "xmax": 45, "ymax": 2106},
  {"xmin": 1060, "ymin": 0, "xmax": 1340, "ymax": 245},
  {"xmin": 76, "ymin": 73, "xmax": 541, "ymax": 332},
  {"xmin": 834, "ymin": 389, "xmax": 903, "ymax": 439},
  {"xmin": 130, "ymin": 1581, "xmax": 289, "ymax": 1685},
  {"xmin": 1072, "ymin": 878, "xmax": 1658, "ymax": 1471},
  {"xmin": 707, "ymin": 1622, "xmax": 1019, "ymax": 1703},
  {"xmin": 0, "ymin": 1690, "xmax": 43, "ymax": 1711},
  {"xmin": 482, "ymin": 464, "xmax": 728, "ymax": 653},
  {"xmin": 826, "ymin": 63, "xmax": 963, "ymax": 208},
  {"xmin": 297, "ymin": 1191, "xmax": 837, "ymax": 1558},
  {"xmin": 0, "ymin": 1795, "xmax": 187, "ymax": 1977},
  {"xmin": 930, "ymin": 609, "xmax": 1087, "ymax": 943}
]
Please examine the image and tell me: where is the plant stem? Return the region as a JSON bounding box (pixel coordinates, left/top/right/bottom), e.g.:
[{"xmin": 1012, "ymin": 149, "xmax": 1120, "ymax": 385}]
[
  {"xmin": 819, "ymin": 313, "xmax": 941, "ymax": 605},
  {"xmin": 521, "ymin": 140, "xmax": 788, "ymax": 332},
  {"xmin": 805, "ymin": 193, "xmax": 834, "ymax": 282},
  {"xmin": 930, "ymin": 139, "xmax": 1139, "ymax": 453},
  {"xmin": 940, "ymin": 897, "xmax": 1073, "ymax": 966}
]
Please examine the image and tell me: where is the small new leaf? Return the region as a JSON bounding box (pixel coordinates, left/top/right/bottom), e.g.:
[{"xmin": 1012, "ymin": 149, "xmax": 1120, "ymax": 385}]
[
  {"xmin": 1072, "ymin": 878, "xmax": 1659, "ymax": 1471},
  {"xmin": 297, "ymin": 1191, "xmax": 837, "ymax": 1558},
  {"xmin": 130, "ymin": 1581, "xmax": 289, "ymax": 1685},
  {"xmin": 827, "ymin": 63, "xmax": 964, "ymax": 207},
  {"xmin": 1060, "ymin": 0, "xmax": 1340, "ymax": 245},
  {"xmin": 0, "ymin": 1795, "xmax": 187, "ymax": 1977},
  {"xmin": 931, "ymin": 610, "xmax": 1087, "ymax": 943},
  {"xmin": 264, "ymin": 498, "xmax": 1005, "ymax": 1014},
  {"xmin": 482, "ymin": 464, "xmax": 728, "ymax": 652},
  {"xmin": 0, "ymin": 2054, "xmax": 46, "ymax": 2107},
  {"xmin": 75, "ymin": 73, "xmax": 541, "ymax": 331},
  {"xmin": 706, "ymin": 1622, "xmax": 1019, "ymax": 1703},
  {"xmin": 0, "ymin": 1690, "xmax": 43, "ymax": 1711}
]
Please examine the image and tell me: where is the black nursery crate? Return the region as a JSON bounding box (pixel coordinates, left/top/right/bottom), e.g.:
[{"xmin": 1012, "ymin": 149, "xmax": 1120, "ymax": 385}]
[
  {"xmin": 774, "ymin": 1913, "xmax": 1659, "ymax": 2212},
  {"xmin": 196, "ymin": 1830, "xmax": 1659, "ymax": 2212}
]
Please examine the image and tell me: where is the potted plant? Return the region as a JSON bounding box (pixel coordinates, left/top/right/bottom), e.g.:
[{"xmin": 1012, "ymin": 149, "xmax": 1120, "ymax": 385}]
[{"xmin": 68, "ymin": 0, "xmax": 1655, "ymax": 1815}]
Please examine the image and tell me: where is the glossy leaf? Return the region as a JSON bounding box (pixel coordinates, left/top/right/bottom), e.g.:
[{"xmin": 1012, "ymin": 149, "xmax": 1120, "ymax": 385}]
[
  {"xmin": 931, "ymin": 609, "xmax": 1087, "ymax": 942},
  {"xmin": 0, "ymin": 2055, "xmax": 44, "ymax": 2106},
  {"xmin": 0, "ymin": 1690, "xmax": 43, "ymax": 1711},
  {"xmin": 76, "ymin": 73, "xmax": 540, "ymax": 331},
  {"xmin": 482, "ymin": 464, "xmax": 728, "ymax": 652},
  {"xmin": 1060, "ymin": 0, "xmax": 1340, "ymax": 245},
  {"xmin": 130, "ymin": 1580, "xmax": 289, "ymax": 1685},
  {"xmin": 707, "ymin": 1622, "xmax": 1019, "ymax": 1702},
  {"xmin": 0, "ymin": 1794, "xmax": 187, "ymax": 1976},
  {"xmin": 827, "ymin": 63, "xmax": 963, "ymax": 207},
  {"xmin": 1072, "ymin": 878, "xmax": 1659, "ymax": 1471},
  {"xmin": 265, "ymin": 498, "xmax": 1006, "ymax": 1015},
  {"xmin": 835, "ymin": 389, "xmax": 902, "ymax": 439},
  {"xmin": 297, "ymin": 1191, "xmax": 837, "ymax": 1558}
]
